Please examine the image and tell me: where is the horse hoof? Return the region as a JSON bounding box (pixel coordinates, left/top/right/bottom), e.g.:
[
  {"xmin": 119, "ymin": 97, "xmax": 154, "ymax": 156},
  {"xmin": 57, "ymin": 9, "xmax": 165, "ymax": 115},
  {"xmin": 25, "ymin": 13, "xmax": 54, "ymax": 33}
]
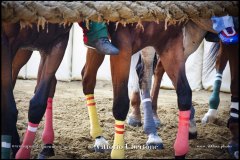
[
  {"xmin": 189, "ymin": 132, "xmax": 198, "ymax": 140},
  {"xmin": 228, "ymin": 141, "xmax": 239, "ymax": 159},
  {"xmin": 175, "ymin": 154, "xmax": 186, "ymax": 159},
  {"xmin": 38, "ymin": 144, "xmax": 55, "ymax": 159},
  {"xmin": 201, "ymin": 109, "xmax": 217, "ymax": 125},
  {"xmin": 93, "ymin": 136, "xmax": 111, "ymax": 153},
  {"xmin": 127, "ymin": 116, "xmax": 142, "ymax": 127},
  {"xmin": 234, "ymin": 151, "xmax": 239, "ymax": 159}
]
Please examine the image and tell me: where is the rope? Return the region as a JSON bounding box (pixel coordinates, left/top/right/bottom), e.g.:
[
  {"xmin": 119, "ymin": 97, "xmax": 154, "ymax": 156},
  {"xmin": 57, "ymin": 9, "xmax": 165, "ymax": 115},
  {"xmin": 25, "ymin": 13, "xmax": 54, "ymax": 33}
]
[{"xmin": 2, "ymin": 1, "xmax": 239, "ymax": 26}]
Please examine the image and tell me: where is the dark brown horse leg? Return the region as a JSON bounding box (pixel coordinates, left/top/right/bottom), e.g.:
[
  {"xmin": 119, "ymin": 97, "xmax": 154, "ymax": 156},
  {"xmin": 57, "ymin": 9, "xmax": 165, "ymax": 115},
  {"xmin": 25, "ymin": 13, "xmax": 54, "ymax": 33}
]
[
  {"xmin": 110, "ymin": 49, "xmax": 132, "ymax": 159},
  {"xmin": 202, "ymin": 42, "xmax": 228, "ymax": 124},
  {"xmin": 12, "ymin": 49, "xmax": 33, "ymax": 88},
  {"xmin": 227, "ymin": 43, "xmax": 239, "ymax": 159},
  {"xmin": 15, "ymin": 34, "xmax": 69, "ymax": 159},
  {"xmin": 81, "ymin": 48, "xmax": 109, "ymax": 152},
  {"xmin": 1, "ymin": 32, "xmax": 18, "ymax": 159},
  {"xmin": 38, "ymin": 56, "xmax": 57, "ymax": 158},
  {"xmin": 157, "ymin": 33, "xmax": 192, "ymax": 158},
  {"xmin": 128, "ymin": 91, "xmax": 142, "ymax": 126},
  {"xmin": 11, "ymin": 49, "xmax": 33, "ymax": 157},
  {"xmin": 151, "ymin": 59, "xmax": 165, "ymax": 128}
]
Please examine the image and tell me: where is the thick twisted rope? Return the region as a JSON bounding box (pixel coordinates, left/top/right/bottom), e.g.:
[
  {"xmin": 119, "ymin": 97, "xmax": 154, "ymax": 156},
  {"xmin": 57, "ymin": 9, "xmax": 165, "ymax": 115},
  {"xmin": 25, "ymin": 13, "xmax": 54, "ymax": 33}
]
[{"xmin": 1, "ymin": 1, "xmax": 239, "ymax": 28}]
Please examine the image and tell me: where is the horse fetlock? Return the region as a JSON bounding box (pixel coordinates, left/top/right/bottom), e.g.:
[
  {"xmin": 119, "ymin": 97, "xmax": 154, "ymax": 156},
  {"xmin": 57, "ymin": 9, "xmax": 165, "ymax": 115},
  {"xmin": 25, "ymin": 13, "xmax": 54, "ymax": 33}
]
[
  {"xmin": 209, "ymin": 94, "xmax": 220, "ymax": 109},
  {"xmin": 42, "ymin": 129, "xmax": 54, "ymax": 145},
  {"xmin": 127, "ymin": 114, "xmax": 142, "ymax": 127},
  {"xmin": 201, "ymin": 109, "xmax": 217, "ymax": 125},
  {"xmin": 153, "ymin": 115, "xmax": 161, "ymax": 128},
  {"xmin": 111, "ymin": 136, "xmax": 125, "ymax": 159},
  {"xmin": 189, "ymin": 119, "xmax": 197, "ymax": 133},
  {"xmin": 90, "ymin": 127, "xmax": 103, "ymax": 139},
  {"xmin": 189, "ymin": 119, "xmax": 197, "ymax": 139}
]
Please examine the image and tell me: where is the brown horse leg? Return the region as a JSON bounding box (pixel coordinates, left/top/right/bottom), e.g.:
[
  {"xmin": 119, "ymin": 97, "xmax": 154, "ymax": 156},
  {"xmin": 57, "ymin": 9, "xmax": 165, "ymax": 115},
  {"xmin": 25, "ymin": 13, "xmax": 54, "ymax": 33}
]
[
  {"xmin": 11, "ymin": 49, "xmax": 32, "ymax": 157},
  {"xmin": 110, "ymin": 49, "xmax": 132, "ymax": 159},
  {"xmin": 12, "ymin": 49, "xmax": 33, "ymax": 88},
  {"xmin": 202, "ymin": 42, "xmax": 229, "ymax": 124},
  {"xmin": 156, "ymin": 33, "xmax": 192, "ymax": 158},
  {"xmin": 1, "ymin": 32, "xmax": 18, "ymax": 159},
  {"xmin": 128, "ymin": 91, "xmax": 142, "ymax": 126},
  {"xmin": 15, "ymin": 34, "xmax": 69, "ymax": 159},
  {"xmin": 151, "ymin": 59, "xmax": 165, "ymax": 128},
  {"xmin": 127, "ymin": 52, "xmax": 142, "ymax": 127},
  {"xmin": 81, "ymin": 48, "xmax": 109, "ymax": 152},
  {"xmin": 227, "ymin": 43, "xmax": 239, "ymax": 159}
]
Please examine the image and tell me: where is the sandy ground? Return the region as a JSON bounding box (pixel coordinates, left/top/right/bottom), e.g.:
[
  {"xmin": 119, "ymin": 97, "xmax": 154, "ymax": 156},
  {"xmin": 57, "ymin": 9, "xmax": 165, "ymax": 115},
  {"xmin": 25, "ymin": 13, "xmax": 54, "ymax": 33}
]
[{"xmin": 14, "ymin": 79, "xmax": 233, "ymax": 159}]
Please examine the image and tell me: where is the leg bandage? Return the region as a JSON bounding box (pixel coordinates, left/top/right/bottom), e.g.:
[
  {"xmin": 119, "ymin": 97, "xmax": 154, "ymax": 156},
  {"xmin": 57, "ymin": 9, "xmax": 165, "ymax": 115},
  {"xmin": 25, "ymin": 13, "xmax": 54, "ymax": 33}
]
[
  {"xmin": 1, "ymin": 135, "xmax": 12, "ymax": 159},
  {"xmin": 42, "ymin": 98, "xmax": 54, "ymax": 145},
  {"xmin": 209, "ymin": 73, "xmax": 222, "ymax": 110},
  {"xmin": 230, "ymin": 102, "xmax": 239, "ymax": 119},
  {"xmin": 174, "ymin": 110, "xmax": 190, "ymax": 156},
  {"xmin": 15, "ymin": 122, "xmax": 39, "ymax": 159},
  {"xmin": 86, "ymin": 94, "xmax": 102, "ymax": 139},
  {"xmin": 142, "ymin": 97, "xmax": 157, "ymax": 135},
  {"xmin": 111, "ymin": 120, "xmax": 125, "ymax": 159}
]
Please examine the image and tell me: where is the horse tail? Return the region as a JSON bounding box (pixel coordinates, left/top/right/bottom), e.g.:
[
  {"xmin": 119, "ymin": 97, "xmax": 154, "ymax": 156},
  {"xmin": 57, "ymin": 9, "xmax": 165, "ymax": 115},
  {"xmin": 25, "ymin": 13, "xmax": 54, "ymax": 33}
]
[{"xmin": 203, "ymin": 42, "xmax": 220, "ymax": 77}]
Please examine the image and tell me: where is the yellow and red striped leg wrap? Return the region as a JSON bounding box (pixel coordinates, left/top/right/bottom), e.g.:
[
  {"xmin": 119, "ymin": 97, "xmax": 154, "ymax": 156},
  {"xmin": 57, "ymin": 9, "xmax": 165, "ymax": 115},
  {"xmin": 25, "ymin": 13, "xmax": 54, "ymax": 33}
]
[
  {"xmin": 111, "ymin": 120, "xmax": 125, "ymax": 159},
  {"xmin": 86, "ymin": 94, "xmax": 102, "ymax": 139}
]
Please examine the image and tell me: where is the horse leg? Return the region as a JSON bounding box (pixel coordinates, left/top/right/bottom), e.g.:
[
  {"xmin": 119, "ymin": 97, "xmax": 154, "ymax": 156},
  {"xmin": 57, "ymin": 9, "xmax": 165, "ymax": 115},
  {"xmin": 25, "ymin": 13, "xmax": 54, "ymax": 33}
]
[
  {"xmin": 15, "ymin": 35, "xmax": 68, "ymax": 159},
  {"xmin": 110, "ymin": 49, "xmax": 132, "ymax": 159},
  {"xmin": 127, "ymin": 91, "xmax": 142, "ymax": 126},
  {"xmin": 12, "ymin": 49, "xmax": 33, "ymax": 88},
  {"xmin": 1, "ymin": 32, "xmax": 18, "ymax": 159},
  {"xmin": 227, "ymin": 44, "xmax": 239, "ymax": 159},
  {"xmin": 81, "ymin": 48, "xmax": 108, "ymax": 152},
  {"xmin": 28, "ymin": 53, "xmax": 57, "ymax": 158},
  {"xmin": 127, "ymin": 52, "xmax": 142, "ymax": 127},
  {"xmin": 136, "ymin": 47, "xmax": 163, "ymax": 149},
  {"xmin": 39, "ymin": 76, "xmax": 57, "ymax": 158},
  {"xmin": 202, "ymin": 42, "xmax": 228, "ymax": 124},
  {"xmin": 11, "ymin": 49, "xmax": 33, "ymax": 157},
  {"xmin": 156, "ymin": 34, "xmax": 193, "ymax": 158},
  {"xmin": 151, "ymin": 58, "xmax": 165, "ymax": 128}
]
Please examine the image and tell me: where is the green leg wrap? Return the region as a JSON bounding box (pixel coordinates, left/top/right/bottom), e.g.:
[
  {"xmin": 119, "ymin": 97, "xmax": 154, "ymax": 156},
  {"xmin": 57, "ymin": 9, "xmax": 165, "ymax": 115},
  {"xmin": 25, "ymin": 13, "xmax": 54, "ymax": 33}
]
[{"xmin": 209, "ymin": 80, "xmax": 222, "ymax": 109}]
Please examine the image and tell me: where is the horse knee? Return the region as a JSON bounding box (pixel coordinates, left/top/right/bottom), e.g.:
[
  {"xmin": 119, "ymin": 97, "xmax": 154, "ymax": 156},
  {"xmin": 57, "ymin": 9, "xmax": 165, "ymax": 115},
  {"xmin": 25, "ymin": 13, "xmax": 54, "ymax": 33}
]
[
  {"xmin": 82, "ymin": 76, "xmax": 95, "ymax": 95},
  {"xmin": 29, "ymin": 98, "xmax": 47, "ymax": 123}
]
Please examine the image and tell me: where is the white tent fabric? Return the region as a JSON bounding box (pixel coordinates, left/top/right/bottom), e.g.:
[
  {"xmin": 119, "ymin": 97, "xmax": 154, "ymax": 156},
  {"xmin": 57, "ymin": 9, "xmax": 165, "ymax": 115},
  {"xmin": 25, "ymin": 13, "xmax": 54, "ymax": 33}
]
[{"xmin": 17, "ymin": 23, "xmax": 231, "ymax": 93}]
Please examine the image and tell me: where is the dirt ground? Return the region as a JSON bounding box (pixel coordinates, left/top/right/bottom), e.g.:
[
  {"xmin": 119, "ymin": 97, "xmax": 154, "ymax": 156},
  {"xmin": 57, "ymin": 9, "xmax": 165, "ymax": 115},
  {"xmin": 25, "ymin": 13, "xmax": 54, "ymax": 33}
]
[{"xmin": 14, "ymin": 79, "xmax": 233, "ymax": 159}]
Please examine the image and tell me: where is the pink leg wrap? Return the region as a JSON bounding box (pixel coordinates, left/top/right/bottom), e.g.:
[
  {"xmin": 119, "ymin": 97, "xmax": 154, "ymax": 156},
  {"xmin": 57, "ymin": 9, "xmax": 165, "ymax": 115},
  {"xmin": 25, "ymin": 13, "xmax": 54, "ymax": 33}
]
[
  {"xmin": 15, "ymin": 122, "xmax": 39, "ymax": 159},
  {"xmin": 42, "ymin": 97, "xmax": 54, "ymax": 144},
  {"xmin": 174, "ymin": 110, "xmax": 190, "ymax": 156}
]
